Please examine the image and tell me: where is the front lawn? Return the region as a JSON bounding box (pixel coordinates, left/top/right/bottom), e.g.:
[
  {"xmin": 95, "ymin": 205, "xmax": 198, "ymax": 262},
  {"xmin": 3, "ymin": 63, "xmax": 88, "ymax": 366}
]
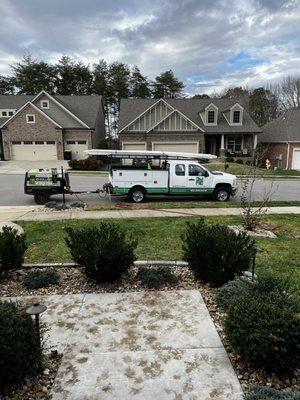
[
  {"xmin": 207, "ymin": 162, "xmax": 300, "ymax": 176},
  {"xmin": 18, "ymin": 214, "xmax": 300, "ymax": 290}
]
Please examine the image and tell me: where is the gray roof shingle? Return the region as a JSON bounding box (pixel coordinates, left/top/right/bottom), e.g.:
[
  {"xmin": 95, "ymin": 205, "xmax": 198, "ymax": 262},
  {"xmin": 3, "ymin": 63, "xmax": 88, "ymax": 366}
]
[
  {"xmin": 0, "ymin": 94, "xmax": 103, "ymax": 128},
  {"xmin": 259, "ymin": 109, "xmax": 300, "ymax": 143},
  {"xmin": 119, "ymin": 98, "xmax": 261, "ymax": 134}
]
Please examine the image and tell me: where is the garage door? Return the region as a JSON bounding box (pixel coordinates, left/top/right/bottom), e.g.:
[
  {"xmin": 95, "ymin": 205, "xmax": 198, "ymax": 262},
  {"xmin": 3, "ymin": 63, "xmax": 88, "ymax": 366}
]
[
  {"xmin": 153, "ymin": 142, "xmax": 198, "ymax": 153},
  {"xmin": 292, "ymin": 149, "xmax": 300, "ymax": 170},
  {"xmin": 65, "ymin": 140, "xmax": 88, "ymax": 160},
  {"xmin": 122, "ymin": 143, "xmax": 146, "ymax": 151},
  {"xmin": 11, "ymin": 141, "xmax": 57, "ymax": 160}
]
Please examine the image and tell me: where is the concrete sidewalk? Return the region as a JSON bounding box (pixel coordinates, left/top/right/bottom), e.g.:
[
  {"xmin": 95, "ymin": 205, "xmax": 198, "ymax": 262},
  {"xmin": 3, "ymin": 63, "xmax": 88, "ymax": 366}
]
[{"xmin": 0, "ymin": 205, "xmax": 300, "ymax": 223}]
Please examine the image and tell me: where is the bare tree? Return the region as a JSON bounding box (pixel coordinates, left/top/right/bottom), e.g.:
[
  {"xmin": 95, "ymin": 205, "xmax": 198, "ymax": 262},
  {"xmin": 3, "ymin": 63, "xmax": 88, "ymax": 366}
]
[{"xmin": 280, "ymin": 76, "xmax": 300, "ymax": 110}]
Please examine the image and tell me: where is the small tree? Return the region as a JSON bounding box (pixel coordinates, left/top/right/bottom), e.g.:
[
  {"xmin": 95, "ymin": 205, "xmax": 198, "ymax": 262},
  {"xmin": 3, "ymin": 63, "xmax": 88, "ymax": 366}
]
[{"xmin": 0, "ymin": 226, "xmax": 27, "ymax": 278}]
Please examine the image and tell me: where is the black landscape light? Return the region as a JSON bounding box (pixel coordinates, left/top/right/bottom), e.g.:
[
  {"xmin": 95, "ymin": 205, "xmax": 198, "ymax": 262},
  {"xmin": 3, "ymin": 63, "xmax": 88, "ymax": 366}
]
[{"xmin": 26, "ymin": 301, "xmax": 47, "ymax": 352}]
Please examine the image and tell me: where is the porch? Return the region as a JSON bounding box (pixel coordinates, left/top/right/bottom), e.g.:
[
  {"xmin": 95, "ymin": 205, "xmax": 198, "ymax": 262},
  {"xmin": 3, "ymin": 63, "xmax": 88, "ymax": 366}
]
[{"xmin": 204, "ymin": 134, "xmax": 258, "ymax": 157}]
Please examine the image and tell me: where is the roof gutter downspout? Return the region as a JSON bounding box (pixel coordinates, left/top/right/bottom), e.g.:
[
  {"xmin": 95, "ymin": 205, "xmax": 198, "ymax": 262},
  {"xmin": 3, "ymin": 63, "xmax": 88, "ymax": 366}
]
[{"xmin": 286, "ymin": 142, "xmax": 290, "ymax": 169}]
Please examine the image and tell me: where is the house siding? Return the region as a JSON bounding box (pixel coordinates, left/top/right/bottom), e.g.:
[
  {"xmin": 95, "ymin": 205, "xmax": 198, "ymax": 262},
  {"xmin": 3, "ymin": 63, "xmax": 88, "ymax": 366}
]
[
  {"xmin": 64, "ymin": 129, "xmax": 92, "ymax": 148},
  {"xmin": 2, "ymin": 103, "xmax": 63, "ymax": 160}
]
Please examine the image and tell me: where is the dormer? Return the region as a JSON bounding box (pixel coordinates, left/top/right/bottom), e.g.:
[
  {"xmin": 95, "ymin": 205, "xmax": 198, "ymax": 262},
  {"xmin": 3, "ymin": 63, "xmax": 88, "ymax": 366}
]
[
  {"xmin": 203, "ymin": 103, "xmax": 218, "ymax": 126},
  {"xmin": 229, "ymin": 103, "xmax": 243, "ymax": 126}
]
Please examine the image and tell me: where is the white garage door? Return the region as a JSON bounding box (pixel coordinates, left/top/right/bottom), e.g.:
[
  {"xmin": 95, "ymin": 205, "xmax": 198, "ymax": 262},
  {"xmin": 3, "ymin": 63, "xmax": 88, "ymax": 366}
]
[
  {"xmin": 11, "ymin": 141, "xmax": 57, "ymax": 160},
  {"xmin": 122, "ymin": 143, "xmax": 146, "ymax": 151},
  {"xmin": 292, "ymin": 149, "xmax": 300, "ymax": 170},
  {"xmin": 153, "ymin": 142, "xmax": 199, "ymax": 153},
  {"xmin": 65, "ymin": 140, "xmax": 88, "ymax": 160}
]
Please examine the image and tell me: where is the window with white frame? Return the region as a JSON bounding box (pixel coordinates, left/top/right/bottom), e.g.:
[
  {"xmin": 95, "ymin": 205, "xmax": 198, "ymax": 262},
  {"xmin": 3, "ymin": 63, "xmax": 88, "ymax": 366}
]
[
  {"xmin": 227, "ymin": 137, "xmax": 242, "ymax": 153},
  {"xmin": 26, "ymin": 114, "xmax": 35, "ymax": 123},
  {"xmin": 233, "ymin": 110, "xmax": 241, "ymax": 123},
  {"xmin": 1, "ymin": 109, "xmax": 15, "ymax": 117},
  {"xmin": 207, "ymin": 110, "xmax": 215, "ymax": 124},
  {"xmin": 41, "ymin": 100, "xmax": 49, "ymax": 109}
]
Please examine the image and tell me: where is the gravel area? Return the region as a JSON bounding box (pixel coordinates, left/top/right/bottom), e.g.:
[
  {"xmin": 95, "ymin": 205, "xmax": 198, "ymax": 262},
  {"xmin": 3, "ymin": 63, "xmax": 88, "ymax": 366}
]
[{"xmin": 1, "ymin": 266, "xmax": 299, "ymax": 396}]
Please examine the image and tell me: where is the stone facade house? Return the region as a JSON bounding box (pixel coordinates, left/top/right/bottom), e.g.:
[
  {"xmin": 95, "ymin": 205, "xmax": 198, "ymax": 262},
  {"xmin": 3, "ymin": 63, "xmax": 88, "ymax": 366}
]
[
  {"xmin": 259, "ymin": 109, "xmax": 300, "ymax": 170},
  {"xmin": 118, "ymin": 98, "xmax": 261, "ymax": 156},
  {"xmin": 0, "ymin": 91, "xmax": 105, "ymax": 160}
]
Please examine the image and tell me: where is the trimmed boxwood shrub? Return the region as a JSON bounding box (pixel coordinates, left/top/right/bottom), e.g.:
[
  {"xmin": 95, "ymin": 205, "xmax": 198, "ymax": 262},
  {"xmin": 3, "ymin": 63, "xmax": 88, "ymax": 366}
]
[
  {"xmin": 23, "ymin": 269, "xmax": 59, "ymax": 289},
  {"xmin": 182, "ymin": 218, "xmax": 256, "ymax": 287},
  {"xmin": 216, "ymin": 279, "xmax": 251, "ymax": 311},
  {"xmin": 244, "ymin": 386, "xmax": 300, "ymax": 399},
  {"xmin": 65, "ymin": 222, "xmax": 137, "ymax": 282},
  {"xmin": 137, "ymin": 266, "xmax": 178, "ymax": 288},
  {"xmin": 225, "ymin": 289, "xmax": 300, "ymax": 372},
  {"xmin": 0, "ymin": 226, "xmax": 27, "ymax": 278},
  {"xmin": 0, "ymin": 301, "xmax": 42, "ymax": 388}
]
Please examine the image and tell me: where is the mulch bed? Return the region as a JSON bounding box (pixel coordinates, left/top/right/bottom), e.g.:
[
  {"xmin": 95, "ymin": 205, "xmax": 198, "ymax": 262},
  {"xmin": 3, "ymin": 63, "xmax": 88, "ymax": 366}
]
[
  {"xmin": 3, "ymin": 351, "xmax": 62, "ymax": 400},
  {"xmin": 0, "ymin": 266, "xmax": 299, "ymax": 396}
]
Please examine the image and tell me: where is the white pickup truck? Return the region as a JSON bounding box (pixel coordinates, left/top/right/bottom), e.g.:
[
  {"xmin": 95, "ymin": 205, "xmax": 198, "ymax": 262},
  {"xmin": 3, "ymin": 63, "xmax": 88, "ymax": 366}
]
[{"xmin": 105, "ymin": 159, "xmax": 238, "ymax": 203}]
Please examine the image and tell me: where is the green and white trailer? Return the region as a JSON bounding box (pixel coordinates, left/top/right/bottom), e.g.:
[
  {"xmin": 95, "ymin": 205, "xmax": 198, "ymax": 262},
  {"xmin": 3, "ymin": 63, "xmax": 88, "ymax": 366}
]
[{"xmin": 86, "ymin": 149, "xmax": 238, "ymax": 203}]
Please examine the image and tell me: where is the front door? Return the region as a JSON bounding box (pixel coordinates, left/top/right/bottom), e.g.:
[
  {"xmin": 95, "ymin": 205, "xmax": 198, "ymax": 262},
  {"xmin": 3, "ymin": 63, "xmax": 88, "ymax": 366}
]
[
  {"xmin": 205, "ymin": 137, "xmax": 216, "ymax": 155},
  {"xmin": 186, "ymin": 163, "xmax": 214, "ymax": 195}
]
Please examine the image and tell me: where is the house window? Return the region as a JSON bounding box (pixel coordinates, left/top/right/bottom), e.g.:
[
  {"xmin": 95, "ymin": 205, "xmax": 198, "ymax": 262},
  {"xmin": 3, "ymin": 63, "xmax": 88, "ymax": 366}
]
[
  {"xmin": 2, "ymin": 111, "xmax": 7, "ymax": 117},
  {"xmin": 66, "ymin": 140, "xmax": 76, "ymax": 145},
  {"xmin": 233, "ymin": 110, "xmax": 241, "ymax": 123},
  {"xmin": 46, "ymin": 141, "xmax": 55, "ymax": 144},
  {"xmin": 26, "ymin": 114, "xmax": 35, "ymax": 123},
  {"xmin": 175, "ymin": 164, "xmax": 185, "ymax": 176},
  {"xmin": 35, "ymin": 141, "xmax": 44, "ymax": 145},
  {"xmin": 78, "ymin": 140, "xmax": 87, "ymax": 145},
  {"xmin": 41, "ymin": 100, "xmax": 49, "ymax": 109},
  {"xmin": 227, "ymin": 137, "xmax": 242, "ymax": 153},
  {"xmin": 24, "ymin": 141, "xmax": 33, "ymax": 145},
  {"xmin": 8, "ymin": 111, "xmax": 13, "ymax": 116},
  {"xmin": 12, "ymin": 141, "xmax": 21, "ymax": 145},
  {"xmin": 207, "ymin": 110, "xmax": 215, "ymax": 124}
]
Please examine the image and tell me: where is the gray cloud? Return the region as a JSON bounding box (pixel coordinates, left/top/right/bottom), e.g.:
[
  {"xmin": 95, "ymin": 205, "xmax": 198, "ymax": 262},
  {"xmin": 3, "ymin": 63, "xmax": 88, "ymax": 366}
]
[{"xmin": 0, "ymin": 0, "xmax": 299, "ymax": 94}]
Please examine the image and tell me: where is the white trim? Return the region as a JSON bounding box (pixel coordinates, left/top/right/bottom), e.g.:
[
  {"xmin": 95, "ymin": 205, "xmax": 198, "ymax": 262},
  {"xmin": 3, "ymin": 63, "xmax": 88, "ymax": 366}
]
[
  {"xmin": 204, "ymin": 103, "xmax": 218, "ymax": 126},
  {"xmin": 151, "ymin": 141, "xmax": 199, "ymax": 152},
  {"xmin": 0, "ymin": 101, "xmax": 63, "ymax": 129},
  {"xmin": 26, "ymin": 114, "xmax": 35, "ymax": 124},
  {"xmin": 1, "ymin": 109, "xmax": 16, "ymax": 117},
  {"xmin": 229, "ymin": 103, "xmax": 243, "ymax": 126},
  {"xmin": 40, "ymin": 99, "xmax": 49, "ymax": 109},
  {"xmin": 148, "ymin": 109, "xmax": 204, "ymax": 133},
  {"xmin": 291, "ymin": 147, "xmax": 300, "ymax": 170},
  {"xmin": 31, "ymin": 90, "xmax": 90, "ymax": 128},
  {"xmin": 286, "ymin": 142, "xmax": 290, "ymax": 169},
  {"xmin": 119, "ymin": 99, "xmax": 174, "ymax": 133},
  {"xmin": 122, "ymin": 141, "xmax": 147, "ymax": 150}
]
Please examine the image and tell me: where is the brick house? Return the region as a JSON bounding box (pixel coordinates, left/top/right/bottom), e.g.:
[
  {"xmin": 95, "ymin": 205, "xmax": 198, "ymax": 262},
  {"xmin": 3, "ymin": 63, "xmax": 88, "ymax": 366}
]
[
  {"xmin": 118, "ymin": 98, "xmax": 261, "ymax": 156},
  {"xmin": 0, "ymin": 91, "xmax": 105, "ymax": 161},
  {"xmin": 259, "ymin": 109, "xmax": 300, "ymax": 170}
]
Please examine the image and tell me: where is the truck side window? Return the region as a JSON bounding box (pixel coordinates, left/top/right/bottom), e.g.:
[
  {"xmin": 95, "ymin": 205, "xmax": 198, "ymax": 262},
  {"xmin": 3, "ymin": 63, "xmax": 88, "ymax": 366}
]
[
  {"xmin": 189, "ymin": 164, "xmax": 205, "ymax": 176},
  {"xmin": 175, "ymin": 164, "xmax": 185, "ymax": 176}
]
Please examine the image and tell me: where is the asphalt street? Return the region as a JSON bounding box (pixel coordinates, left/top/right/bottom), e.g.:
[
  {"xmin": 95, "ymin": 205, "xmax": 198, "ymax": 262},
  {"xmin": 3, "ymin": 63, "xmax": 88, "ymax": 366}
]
[{"xmin": 0, "ymin": 174, "xmax": 300, "ymax": 206}]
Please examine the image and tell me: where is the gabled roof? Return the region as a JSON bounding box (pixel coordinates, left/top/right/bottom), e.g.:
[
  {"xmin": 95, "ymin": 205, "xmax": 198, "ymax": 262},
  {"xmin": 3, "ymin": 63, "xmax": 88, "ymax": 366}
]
[
  {"xmin": 119, "ymin": 97, "xmax": 261, "ymax": 134},
  {"xmin": 147, "ymin": 109, "xmax": 204, "ymax": 132},
  {"xmin": 259, "ymin": 109, "xmax": 300, "ymax": 143},
  {"xmin": 0, "ymin": 92, "xmax": 103, "ymax": 128}
]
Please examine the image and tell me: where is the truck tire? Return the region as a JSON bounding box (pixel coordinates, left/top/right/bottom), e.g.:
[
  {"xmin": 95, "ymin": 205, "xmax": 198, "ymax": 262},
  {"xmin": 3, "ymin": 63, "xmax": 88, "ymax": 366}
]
[
  {"xmin": 34, "ymin": 192, "xmax": 50, "ymax": 205},
  {"xmin": 213, "ymin": 186, "xmax": 230, "ymax": 202},
  {"xmin": 129, "ymin": 187, "xmax": 147, "ymax": 203}
]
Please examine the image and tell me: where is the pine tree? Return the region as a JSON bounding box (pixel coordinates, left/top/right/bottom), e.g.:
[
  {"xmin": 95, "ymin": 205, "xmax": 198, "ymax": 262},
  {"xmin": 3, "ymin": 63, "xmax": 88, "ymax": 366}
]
[
  {"xmin": 152, "ymin": 70, "xmax": 184, "ymax": 98},
  {"xmin": 130, "ymin": 66, "xmax": 151, "ymax": 98},
  {"xmin": 249, "ymin": 87, "xmax": 278, "ymax": 126},
  {"xmin": 0, "ymin": 76, "xmax": 14, "ymax": 94}
]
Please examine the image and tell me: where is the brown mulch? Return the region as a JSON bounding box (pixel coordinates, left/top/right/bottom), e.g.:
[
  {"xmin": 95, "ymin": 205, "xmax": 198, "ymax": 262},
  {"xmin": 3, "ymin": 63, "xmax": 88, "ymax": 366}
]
[{"xmin": 0, "ymin": 266, "xmax": 299, "ymax": 395}]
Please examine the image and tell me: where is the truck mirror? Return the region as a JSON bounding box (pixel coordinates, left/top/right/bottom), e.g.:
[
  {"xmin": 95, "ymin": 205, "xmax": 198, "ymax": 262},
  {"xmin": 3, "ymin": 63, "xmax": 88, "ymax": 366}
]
[{"xmin": 204, "ymin": 170, "xmax": 209, "ymax": 177}]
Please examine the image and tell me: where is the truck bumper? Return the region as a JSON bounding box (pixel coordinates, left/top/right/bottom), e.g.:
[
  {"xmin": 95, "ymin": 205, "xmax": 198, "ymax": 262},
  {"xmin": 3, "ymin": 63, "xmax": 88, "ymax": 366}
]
[{"xmin": 231, "ymin": 187, "xmax": 238, "ymax": 196}]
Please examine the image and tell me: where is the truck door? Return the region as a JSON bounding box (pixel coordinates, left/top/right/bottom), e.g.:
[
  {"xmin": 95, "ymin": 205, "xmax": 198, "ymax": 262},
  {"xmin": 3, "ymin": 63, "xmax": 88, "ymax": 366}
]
[
  {"xmin": 169, "ymin": 162, "xmax": 187, "ymax": 191},
  {"xmin": 187, "ymin": 163, "xmax": 213, "ymax": 194}
]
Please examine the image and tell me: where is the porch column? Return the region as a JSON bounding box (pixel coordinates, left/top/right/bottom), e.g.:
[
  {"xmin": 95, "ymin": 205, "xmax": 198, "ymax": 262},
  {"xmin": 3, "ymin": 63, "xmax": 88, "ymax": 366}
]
[
  {"xmin": 253, "ymin": 134, "xmax": 257, "ymax": 149},
  {"xmin": 219, "ymin": 134, "xmax": 225, "ymax": 156}
]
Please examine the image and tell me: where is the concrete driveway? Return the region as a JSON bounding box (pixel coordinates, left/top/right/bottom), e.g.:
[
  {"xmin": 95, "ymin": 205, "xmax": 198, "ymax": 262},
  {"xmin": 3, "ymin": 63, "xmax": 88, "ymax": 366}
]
[
  {"xmin": 0, "ymin": 160, "xmax": 69, "ymax": 174},
  {"xmin": 7, "ymin": 291, "xmax": 242, "ymax": 399}
]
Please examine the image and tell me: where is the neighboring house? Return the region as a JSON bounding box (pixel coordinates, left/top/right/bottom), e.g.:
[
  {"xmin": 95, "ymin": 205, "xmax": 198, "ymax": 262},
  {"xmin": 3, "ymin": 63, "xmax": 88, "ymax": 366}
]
[
  {"xmin": 0, "ymin": 91, "xmax": 105, "ymax": 161},
  {"xmin": 259, "ymin": 109, "xmax": 300, "ymax": 170},
  {"xmin": 118, "ymin": 98, "xmax": 261, "ymax": 157}
]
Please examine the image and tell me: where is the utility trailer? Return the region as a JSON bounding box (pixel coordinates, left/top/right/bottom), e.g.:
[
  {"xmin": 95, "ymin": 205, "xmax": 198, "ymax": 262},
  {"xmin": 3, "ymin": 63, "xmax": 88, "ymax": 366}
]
[{"xmin": 86, "ymin": 149, "xmax": 238, "ymax": 203}]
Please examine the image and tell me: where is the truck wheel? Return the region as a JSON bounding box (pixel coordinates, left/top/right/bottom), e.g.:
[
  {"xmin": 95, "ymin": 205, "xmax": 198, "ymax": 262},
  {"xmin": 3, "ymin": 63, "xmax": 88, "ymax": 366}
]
[
  {"xmin": 129, "ymin": 187, "xmax": 147, "ymax": 203},
  {"xmin": 213, "ymin": 186, "xmax": 230, "ymax": 202},
  {"xmin": 34, "ymin": 192, "xmax": 50, "ymax": 205}
]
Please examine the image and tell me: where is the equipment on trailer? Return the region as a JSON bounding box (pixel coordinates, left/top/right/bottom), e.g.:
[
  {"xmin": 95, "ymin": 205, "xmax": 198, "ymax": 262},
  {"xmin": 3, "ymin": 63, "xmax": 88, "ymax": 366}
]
[{"xmin": 85, "ymin": 149, "xmax": 238, "ymax": 203}]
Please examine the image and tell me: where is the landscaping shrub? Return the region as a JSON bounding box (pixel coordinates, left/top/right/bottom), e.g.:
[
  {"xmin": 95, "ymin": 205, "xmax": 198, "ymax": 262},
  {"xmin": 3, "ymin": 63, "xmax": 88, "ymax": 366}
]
[
  {"xmin": 65, "ymin": 222, "xmax": 137, "ymax": 282},
  {"xmin": 244, "ymin": 386, "xmax": 300, "ymax": 400},
  {"xmin": 235, "ymin": 158, "xmax": 244, "ymax": 164},
  {"xmin": 0, "ymin": 301, "xmax": 42, "ymax": 388},
  {"xmin": 68, "ymin": 157, "xmax": 104, "ymax": 171},
  {"xmin": 136, "ymin": 266, "xmax": 178, "ymax": 288},
  {"xmin": 225, "ymin": 290, "xmax": 300, "ymax": 373},
  {"xmin": 0, "ymin": 226, "xmax": 27, "ymax": 278},
  {"xmin": 23, "ymin": 269, "xmax": 59, "ymax": 289},
  {"xmin": 225, "ymin": 156, "xmax": 234, "ymax": 163},
  {"xmin": 182, "ymin": 218, "xmax": 256, "ymax": 287},
  {"xmin": 216, "ymin": 279, "xmax": 251, "ymax": 311}
]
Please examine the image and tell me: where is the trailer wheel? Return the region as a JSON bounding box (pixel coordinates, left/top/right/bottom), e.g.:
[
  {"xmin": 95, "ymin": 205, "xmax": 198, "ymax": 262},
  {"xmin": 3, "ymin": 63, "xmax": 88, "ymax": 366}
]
[
  {"xmin": 213, "ymin": 186, "xmax": 230, "ymax": 202},
  {"xmin": 34, "ymin": 192, "xmax": 50, "ymax": 205},
  {"xmin": 129, "ymin": 187, "xmax": 147, "ymax": 203}
]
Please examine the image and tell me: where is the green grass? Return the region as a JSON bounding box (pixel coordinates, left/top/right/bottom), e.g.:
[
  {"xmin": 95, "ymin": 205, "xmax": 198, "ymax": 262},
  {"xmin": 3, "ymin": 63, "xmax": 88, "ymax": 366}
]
[
  {"xmin": 207, "ymin": 162, "xmax": 300, "ymax": 176},
  {"xmin": 86, "ymin": 200, "xmax": 300, "ymax": 212},
  {"xmin": 18, "ymin": 214, "xmax": 300, "ymax": 290}
]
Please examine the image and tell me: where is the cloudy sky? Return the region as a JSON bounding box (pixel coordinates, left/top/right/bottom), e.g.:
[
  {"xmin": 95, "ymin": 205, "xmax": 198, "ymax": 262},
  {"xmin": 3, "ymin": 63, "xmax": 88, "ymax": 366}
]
[{"xmin": 0, "ymin": 0, "xmax": 299, "ymax": 94}]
